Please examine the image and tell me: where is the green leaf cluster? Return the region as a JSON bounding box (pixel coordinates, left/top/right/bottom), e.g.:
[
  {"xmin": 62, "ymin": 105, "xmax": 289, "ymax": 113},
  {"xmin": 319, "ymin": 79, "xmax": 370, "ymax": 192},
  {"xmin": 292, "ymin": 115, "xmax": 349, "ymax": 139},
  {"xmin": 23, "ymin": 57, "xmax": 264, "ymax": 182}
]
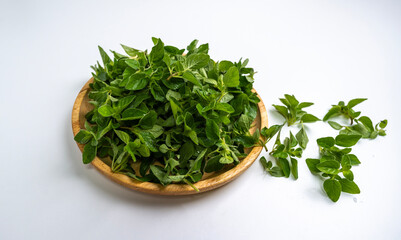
[
  {"xmin": 323, "ymin": 98, "xmax": 366, "ymax": 124},
  {"xmin": 327, "ymin": 117, "xmax": 387, "ymax": 139},
  {"xmin": 260, "ymin": 95, "xmax": 319, "ymax": 179},
  {"xmin": 308, "ymin": 99, "xmax": 388, "ymax": 202},
  {"xmin": 74, "ymin": 38, "xmax": 260, "ymax": 189},
  {"xmin": 324, "ymin": 98, "xmax": 387, "ymax": 139},
  {"xmin": 273, "ymin": 94, "xmax": 319, "ymax": 126},
  {"xmin": 306, "ymin": 135, "xmax": 361, "ymax": 202}
]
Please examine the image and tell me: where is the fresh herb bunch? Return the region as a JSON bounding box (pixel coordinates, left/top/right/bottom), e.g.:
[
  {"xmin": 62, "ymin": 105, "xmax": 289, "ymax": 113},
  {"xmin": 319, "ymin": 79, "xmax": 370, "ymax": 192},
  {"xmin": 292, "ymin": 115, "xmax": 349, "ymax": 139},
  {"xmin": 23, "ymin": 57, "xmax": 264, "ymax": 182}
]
[
  {"xmin": 260, "ymin": 95, "xmax": 320, "ymax": 179},
  {"xmin": 307, "ymin": 98, "xmax": 387, "ymax": 202},
  {"xmin": 74, "ymin": 38, "xmax": 260, "ymax": 189}
]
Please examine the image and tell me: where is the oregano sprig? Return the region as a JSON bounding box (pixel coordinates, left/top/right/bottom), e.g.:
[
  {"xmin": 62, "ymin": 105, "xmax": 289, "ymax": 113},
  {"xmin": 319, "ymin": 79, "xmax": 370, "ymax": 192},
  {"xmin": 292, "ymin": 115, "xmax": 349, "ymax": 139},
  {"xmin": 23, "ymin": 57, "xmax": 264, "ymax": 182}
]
[
  {"xmin": 306, "ymin": 135, "xmax": 362, "ymax": 202},
  {"xmin": 273, "ymin": 94, "xmax": 319, "ymax": 126},
  {"xmin": 307, "ymin": 98, "xmax": 388, "ymax": 202},
  {"xmin": 323, "ymin": 98, "xmax": 367, "ymax": 124},
  {"xmin": 260, "ymin": 95, "xmax": 320, "ymax": 179}
]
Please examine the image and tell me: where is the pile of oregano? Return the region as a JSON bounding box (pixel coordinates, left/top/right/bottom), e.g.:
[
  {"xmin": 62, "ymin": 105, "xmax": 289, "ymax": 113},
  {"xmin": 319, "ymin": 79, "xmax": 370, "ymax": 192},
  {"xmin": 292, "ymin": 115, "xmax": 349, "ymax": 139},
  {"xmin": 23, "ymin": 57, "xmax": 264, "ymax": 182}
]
[
  {"xmin": 74, "ymin": 38, "xmax": 260, "ymax": 189},
  {"xmin": 260, "ymin": 96, "xmax": 387, "ymax": 202}
]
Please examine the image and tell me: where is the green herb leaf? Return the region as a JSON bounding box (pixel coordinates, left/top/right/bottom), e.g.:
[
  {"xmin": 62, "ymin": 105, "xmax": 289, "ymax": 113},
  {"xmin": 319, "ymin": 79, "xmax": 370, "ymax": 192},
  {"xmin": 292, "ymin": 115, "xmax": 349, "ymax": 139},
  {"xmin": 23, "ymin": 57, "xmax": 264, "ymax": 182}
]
[
  {"xmin": 125, "ymin": 142, "xmax": 138, "ymax": 161},
  {"xmin": 150, "ymin": 82, "xmax": 165, "ymax": 101},
  {"xmin": 185, "ymin": 53, "xmax": 210, "ymax": 70},
  {"xmin": 83, "ymin": 143, "xmax": 97, "ymax": 164},
  {"xmin": 379, "ymin": 119, "xmax": 387, "ymax": 128},
  {"xmin": 296, "ymin": 127, "xmax": 309, "ymax": 149},
  {"xmin": 343, "ymin": 170, "xmax": 354, "ymax": 181},
  {"xmin": 179, "ymin": 141, "xmax": 195, "ymax": 162},
  {"xmin": 290, "ymin": 157, "xmax": 298, "ymax": 179},
  {"xmin": 316, "ymin": 160, "xmax": 340, "ymax": 175},
  {"xmin": 74, "ymin": 130, "xmax": 93, "ymax": 144},
  {"xmin": 335, "ymin": 134, "xmax": 362, "ymax": 147},
  {"xmin": 139, "ymin": 110, "xmax": 157, "ymax": 130},
  {"xmin": 301, "ymin": 114, "xmax": 320, "ymax": 123},
  {"xmin": 121, "ymin": 108, "xmax": 147, "ymax": 120},
  {"xmin": 206, "ymin": 119, "xmax": 220, "ymax": 142},
  {"xmin": 219, "ymin": 155, "xmax": 234, "ymax": 164},
  {"xmin": 260, "ymin": 156, "xmax": 271, "ymax": 169},
  {"xmin": 316, "ymin": 137, "xmax": 335, "ymax": 148},
  {"xmin": 98, "ymin": 105, "xmax": 115, "ymax": 117},
  {"xmin": 182, "ymin": 70, "xmax": 201, "ymax": 86},
  {"xmin": 223, "ymin": 66, "xmax": 240, "ymax": 87},
  {"xmin": 323, "ymin": 179, "xmax": 342, "ymax": 202},
  {"xmin": 149, "ymin": 38, "xmax": 165, "ymax": 63},
  {"xmin": 116, "ymin": 95, "xmax": 135, "ymax": 112},
  {"xmin": 348, "ymin": 154, "xmax": 361, "ymax": 166},
  {"xmin": 306, "ymin": 158, "xmax": 320, "ymax": 173},
  {"xmin": 215, "ymin": 103, "xmax": 235, "ymax": 113},
  {"xmin": 328, "ymin": 121, "xmax": 343, "ymax": 130},
  {"xmin": 218, "ymin": 60, "xmax": 234, "ymax": 72},
  {"xmin": 125, "ymin": 59, "xmax": 140, "ymax": 69},
  {"xmin": 121, "ymin": 44, "xmax": 140, "ymax": 57},
  {"xmin": 205, "ymin": 156, "xmax": 224, "ymax": 173},
  {"xmin": 261, "ymin": 125, "xmax": 282, "ymax": 139},
  {"xmin": 347, "ymin": 98, "xmax": 367, "ymax": 108},
  {"xmin": 98, "ymin": 46, "xmax": 111, "ymax": 66},
  {"xmin": 339, "ymin": 178, "xmax": 360, "ymax": 194},
  {"xmin": 273, "ymin": 104, "xmax": 289, "ymax": 120},
  {"xmin": 298, "ymin": 102, "xmax": 314, "ymax": 109},
  {"xmin": 323, "ymin": 106, "xmax": 341, "ymax": 121},
  {"xmin": 126, "ymin": 73, "xmax": 148, "ymax": 90},
  {"xmin": 358, "ymin": 116, "xmax": 374, "ymax": 132},
  {"xmin": 278, "ymin": 158, "xmax": 291, "ymax": 178},
  {"xmin": 341, "ymin": 155, "xmax": 352, "ymax": 171},
  {"xmin": 150, "ymin": 165, "xmax": 171, "ymax": 185},
  {"xmin": 114, "ymin": 130, "xmax": 130, "ymax": 144},
  {"xmin": 268, "ymin": 166, "xmax": 285, "ymax": 177},
  {"xmin": 284, "ymin": 94, "xmax": 299, "ymax": 107}
]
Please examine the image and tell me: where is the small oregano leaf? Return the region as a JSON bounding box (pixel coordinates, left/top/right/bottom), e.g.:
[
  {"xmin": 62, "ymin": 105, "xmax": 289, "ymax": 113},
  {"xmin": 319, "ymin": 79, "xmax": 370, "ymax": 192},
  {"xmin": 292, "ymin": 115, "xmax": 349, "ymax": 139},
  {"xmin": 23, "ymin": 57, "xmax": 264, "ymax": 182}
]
[
  {"xmin": 335, "ymin": 134, "xmax": 362, "ymax": 147},
  {"xmin": 323, "ymin": 179, "xmax": 342, "ymax": 202}
]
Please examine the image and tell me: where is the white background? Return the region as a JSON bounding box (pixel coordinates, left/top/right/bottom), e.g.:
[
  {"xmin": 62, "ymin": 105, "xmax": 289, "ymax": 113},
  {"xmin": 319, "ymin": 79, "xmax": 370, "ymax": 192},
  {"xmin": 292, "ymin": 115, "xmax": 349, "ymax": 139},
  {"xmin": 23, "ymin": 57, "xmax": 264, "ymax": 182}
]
[{"xmin": 1, "ymin": 0, "xmax": 400, "ymax": 239}]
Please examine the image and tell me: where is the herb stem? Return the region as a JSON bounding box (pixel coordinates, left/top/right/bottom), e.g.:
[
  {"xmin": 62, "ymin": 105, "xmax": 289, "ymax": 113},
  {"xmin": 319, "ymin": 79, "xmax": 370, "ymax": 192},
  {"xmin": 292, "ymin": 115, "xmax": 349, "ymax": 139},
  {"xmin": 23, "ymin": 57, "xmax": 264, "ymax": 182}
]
[
  {"xmin": 183, "ymin": 179, "xmax": 199, "ymax": 192},
  {"xmin": 167, "ymin": 72, "xmax": 179, "ymax": 81},
  {"xmin": 217, "ymin": 92, "xmax": 226, "ymax": 102},
  {"xmin": 263, "ymin": 144, "xmax": 268, "ymax": 152}
]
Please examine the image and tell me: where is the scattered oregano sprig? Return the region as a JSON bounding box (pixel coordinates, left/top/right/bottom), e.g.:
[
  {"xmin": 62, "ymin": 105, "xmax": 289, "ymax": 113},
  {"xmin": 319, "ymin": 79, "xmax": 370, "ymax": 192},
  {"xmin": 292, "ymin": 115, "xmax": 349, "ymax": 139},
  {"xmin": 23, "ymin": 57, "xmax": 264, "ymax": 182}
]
[
  {"xmin": 74, "ymin": 38, "xmax": 261, "ymax": 189},
  {"xmin": 260, "ymin": 94, "xmax": 320, "ymax": 179},
  {"xmin": 307, "ymin": 98, "xmax": 387, "ymax": 202},
  {"xmin": 260, "ymin": 96, "xmax": 387, "ymax": 202}
]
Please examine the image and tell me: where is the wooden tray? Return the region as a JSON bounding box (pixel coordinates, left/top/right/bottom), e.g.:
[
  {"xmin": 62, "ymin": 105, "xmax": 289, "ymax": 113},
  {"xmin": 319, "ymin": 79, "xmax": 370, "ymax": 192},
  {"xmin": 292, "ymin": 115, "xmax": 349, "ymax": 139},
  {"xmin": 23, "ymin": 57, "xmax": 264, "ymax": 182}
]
[{"xmin": 72, "ymin": 78, "xmax": 268, "ymax": 195}]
